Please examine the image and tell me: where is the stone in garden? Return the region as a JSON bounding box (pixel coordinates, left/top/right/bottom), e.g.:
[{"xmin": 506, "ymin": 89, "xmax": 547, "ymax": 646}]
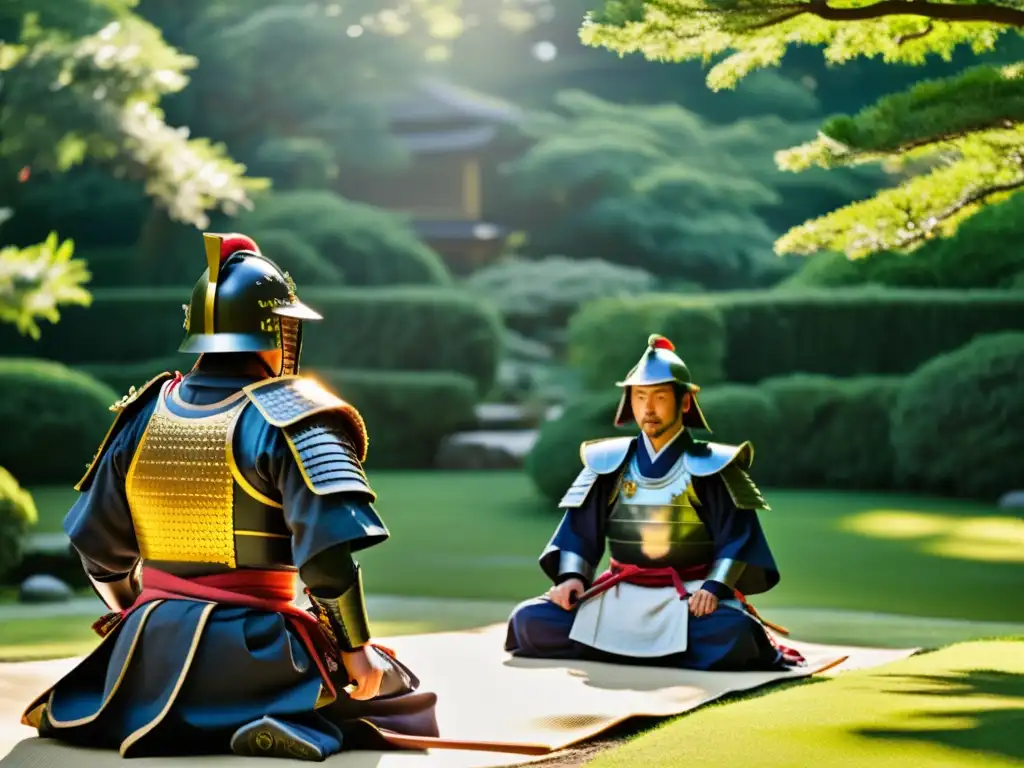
[
  {"xmin": 997, "ymin": 490, "xmax": 1024, "ymax": 509},
  {"xmin": 435, "ymin": 430, "xmax": 538, "ymax": 470},
  {"xmin": 18, "ymin": 574, "xmax": 73, "ymax": 604}
]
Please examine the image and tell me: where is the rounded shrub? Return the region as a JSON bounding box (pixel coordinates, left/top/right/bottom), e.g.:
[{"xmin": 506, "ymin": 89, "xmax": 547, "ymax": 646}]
[
  {"xmin": 693, "ymin": 384, "xmax": 784, "ymax": 485},
  {"xmin": 525, "ymin": 389, "xmax": 624, "ymax": 503},
  {"xmin": 891, "ymin": 332, "xmax": 1024, "ymax": 498},
  {"xmin": 0, "ymin": 467, "xmax": 38, "ymax": 581},
  {"xmin": 239, "ymin": 190, "xmax": 451, "ymax": 286},
  {"xmin": 758, "ymin": 374, "xmax": 903, "ymax": 490},
  {"xmin": 567, "ymin": 294, "xmax": 727, "ymax": 390},
  {"xmin": 465, "ymin": 255, "xmax": 656, "ymax": 344},
  {"xmin": 0, "ymin": 359, "xmax": 119, "ymax": 486},
  {"xmin": 310, "ymin": 369, "xmax": 478, "ymax": 469},
  {"xmin": 247, "ymin": 229, "xmax": 344, "ymax": 284},
  {"xmin": 776, "ymin": 251, "xmax": 864, "ymax": 290}
]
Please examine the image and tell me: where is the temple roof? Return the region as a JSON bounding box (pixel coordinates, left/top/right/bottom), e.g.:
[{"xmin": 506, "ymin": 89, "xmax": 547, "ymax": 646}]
[
  {"xmin": 398, "ymin": 125, "xmax": 499, "ymax": 154},
  {"xmin": 382, "ymin": 77, "xmax": 522, "ymax": 125}
]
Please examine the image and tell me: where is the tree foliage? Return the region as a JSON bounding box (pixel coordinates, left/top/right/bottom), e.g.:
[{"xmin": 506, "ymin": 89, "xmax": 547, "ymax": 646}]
[
  {"xmin": 0, "ymin": 0, "xmax": 261, "ymax": 336},
  {"xmin": 582, "ymin": 0, "xmax": 1024, "ymax": 258},
  {"xmin": 501, "ymin": 89, "xmax": 878, "ymax": 287},
  {"xmin": 1, "ymin": 0, "xmax": 261, "ymax": 226},
  {"xmin": 0, "ymin": 229, "xmax": 90, "ymax": 339}
]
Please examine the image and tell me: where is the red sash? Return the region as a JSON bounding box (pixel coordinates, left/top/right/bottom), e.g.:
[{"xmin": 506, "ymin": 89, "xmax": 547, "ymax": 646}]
[{"xmin": 578, "ymin": 559, "xmax": 710, "ymax": 603}]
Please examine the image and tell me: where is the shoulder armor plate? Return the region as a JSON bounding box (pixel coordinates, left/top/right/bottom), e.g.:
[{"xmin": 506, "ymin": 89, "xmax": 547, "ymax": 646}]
[
  {"xmin": 580, "ymin": 436, "xmax": 634, "ymax": 475},
  {"xmin": 558, "ymin": 466, "xmax": 599, "ymax": 509},
  {"xmin": 282, "ymin": 415, "xmax": 377, "ymax": 500},
  {"xmin": 683, "ymin": 440, "xmax": 754, "ymax": 477},
  {"xmin": 720, "ymin": 463, "xmax": 770, "ymax": 512},
  {"xmin": 75, "ymin": 371, "xmax": 174, "ymax": 492},
  {"xmin": 243, "ymin": 375, "xmax": 368, "ymax": 462}
]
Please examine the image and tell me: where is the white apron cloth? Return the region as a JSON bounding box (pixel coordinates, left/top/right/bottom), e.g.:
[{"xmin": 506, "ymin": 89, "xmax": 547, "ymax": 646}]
[{"xmin": 568, "ymin": 580, "xmax": 745, "ymax": 657}]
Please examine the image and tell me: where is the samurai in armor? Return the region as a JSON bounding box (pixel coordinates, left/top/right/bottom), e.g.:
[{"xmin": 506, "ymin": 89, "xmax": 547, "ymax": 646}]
[
  {"xmin": 505, "ymin": 335, "xmax": 805, "ymax": 671},
  {"xmin": 21, "ymin": 233, "xmax": 439, "ymax": 760}
]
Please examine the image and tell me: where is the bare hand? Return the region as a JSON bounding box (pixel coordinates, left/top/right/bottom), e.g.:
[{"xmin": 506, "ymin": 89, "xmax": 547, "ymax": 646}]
[
  {"xmin": 689, "ymin": 588, "xmax": 719, "ymax": 617},
  {"xmin": 340, "ymin": 645, "xmax": 386, "ymax": 700},
  {"xmin": 547, "ymin": 578, "xmax": 585, "ymax": 611}
]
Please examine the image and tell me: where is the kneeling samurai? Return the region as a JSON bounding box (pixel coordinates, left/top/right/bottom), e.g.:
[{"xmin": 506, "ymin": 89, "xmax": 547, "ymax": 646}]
[
  {"xmin": 506, "ymin": 335, "xmax": 805, "ymax": 671},
  {"xmin": 21, "ymin": 233, "xmax": 438, "ymax": 761}
]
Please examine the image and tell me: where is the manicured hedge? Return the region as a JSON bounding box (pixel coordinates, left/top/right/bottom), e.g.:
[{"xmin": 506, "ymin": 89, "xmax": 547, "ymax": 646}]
[
  {"xmin": 755, "ymin": 375, "xmax": 904, "ymax": 490},
  {"xmin": 566, "ymin": 295, "xmax": 727, "ymax": 389},
  {"xmin": 2, "ymin": 286, "xmax": 502, "ymax": 396},
  {"xmin": 891, "ymin": 332, "xmax": 1024, "ymax": 499},
  {"xmin": 0, "ymin": 360, "xmax": 119, "ymax": 486},
  {"xmin": 569, "ymin": 288, "xmax": 1024, "ymax": 387}
]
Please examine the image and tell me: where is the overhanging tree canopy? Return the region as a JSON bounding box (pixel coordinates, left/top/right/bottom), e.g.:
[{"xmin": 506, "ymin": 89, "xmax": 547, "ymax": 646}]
[
  {"xmin": 1, "ymin": 0, "xmax": 260, "ymax": 337},
  {"xmin": 581, "ymin": 0, "xmax": 1024, "ymax": 258}
]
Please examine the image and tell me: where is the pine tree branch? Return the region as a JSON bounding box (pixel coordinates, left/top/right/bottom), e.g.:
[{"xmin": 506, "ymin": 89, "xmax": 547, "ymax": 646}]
[
  {"xmin": 729, "ymin": 1, "xmax": 1024, "ymax": 29},
  {"xmin": 906, "ymin": 178, "xmax": 1024, "ymax": 245}
]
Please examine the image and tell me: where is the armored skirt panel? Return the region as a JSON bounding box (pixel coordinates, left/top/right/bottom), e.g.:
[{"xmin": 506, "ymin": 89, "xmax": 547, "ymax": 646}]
[
  {"xmin": 125, "ymin": 381, "xmax": 293, "ymax": 575},
  {"xmin": 607, "ymin": 453, "xmax": 714, "ymax": 571}
]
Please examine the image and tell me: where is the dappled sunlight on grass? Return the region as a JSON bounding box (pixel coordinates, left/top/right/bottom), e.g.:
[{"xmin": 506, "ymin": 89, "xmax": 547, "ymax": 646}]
[
  {"xmin": 839, "ymin": 510, "xmax": 1024, "ymax": 564},
  {"xmin": 590, "ymin": 640, "xmax": 1024, "ymax": 768}
]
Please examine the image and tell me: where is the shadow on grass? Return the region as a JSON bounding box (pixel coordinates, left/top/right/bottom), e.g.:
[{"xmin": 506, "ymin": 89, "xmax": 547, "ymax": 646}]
[
  {"xmin": 496, "ymin": 674, "xmax": 832, "ymax": 767},
  {"xmin": 854, "ymin": 668, "xmax": 1024, "ymax": 763}
]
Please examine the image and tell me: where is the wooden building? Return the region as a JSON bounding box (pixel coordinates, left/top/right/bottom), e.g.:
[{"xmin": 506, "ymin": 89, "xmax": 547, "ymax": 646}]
[{"xmin": 342, "ymin": 77, "xmax": 523, "ymax": 275}]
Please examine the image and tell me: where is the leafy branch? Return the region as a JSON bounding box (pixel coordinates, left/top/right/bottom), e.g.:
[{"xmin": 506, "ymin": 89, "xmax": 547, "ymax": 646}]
[{"xmin": 0, "ymin": 229, "xmax": 91, "ymax": 340}]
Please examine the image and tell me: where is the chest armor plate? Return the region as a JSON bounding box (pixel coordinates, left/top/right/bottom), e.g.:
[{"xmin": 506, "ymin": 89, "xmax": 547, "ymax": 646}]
[
  {"xmin": 607, "ymin": 453, "xmax": 713, "ymax": 570},
  {"xmin": 125, "ymin": 382, "xmax": 291, "ymax": 571}
]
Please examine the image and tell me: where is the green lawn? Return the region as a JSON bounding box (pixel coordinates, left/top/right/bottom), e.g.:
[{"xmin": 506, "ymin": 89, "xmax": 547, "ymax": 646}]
[
  {"xmin": 27, "ymin": 471, "xmax": 1024, "ymax": 623},
  {"xmin": 589, "ymin": 638, "xmax": 1024, "ymax": 768}
]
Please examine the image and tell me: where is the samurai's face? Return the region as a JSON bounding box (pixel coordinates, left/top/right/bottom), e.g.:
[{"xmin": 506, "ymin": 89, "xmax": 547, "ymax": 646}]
[{"xmin": 631, "ymin": 383, "xmax": 690, "ymax": 439}]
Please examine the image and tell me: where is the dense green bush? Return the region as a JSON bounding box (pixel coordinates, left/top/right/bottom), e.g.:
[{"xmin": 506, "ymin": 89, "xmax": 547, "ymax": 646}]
[
  {"xmin": 891, "ymin": 332, "xmax": 1024, "ymax": 499},
  {"xmin": 693, "ymin": 384, "xmax": 784, "ymax": 483},
  {"xmin": 0, "ymin": 467, "xmax": 39, "ymax": 581},
  {"xmin": 525, "ymin": 389, "xmax": 624, "ymax": 503},
  {"xmin": 569, "ymin": 288, "xmax": 1024, "ymax": 385},
  {"xmin": 307, "ymin": 369, "xmax": 478, "ymax": 469},
  {"xmin": 757, "ymin": 375, "xmax": 903, "ymax": 490},
  {"xmin": 567, "ymin": 295, "xmax": 728, "ymax": 389},
  {"xmin": 0, "ymin": 360, "xmax": 118, "ymax": 486},
  {"xmin": 246, "ymin": 229, "xmax": 344, "ymax": 284},
  {"xmin": 3, "ymin": 287, "xmax": 502, "ymax": 396},
  {"xmin": 239, "ymin": 190, "xmax": 451, "ymax": 286},
  {"xmin": 525, "ymin": 374, "xmax": 905, "ymax": 502}
]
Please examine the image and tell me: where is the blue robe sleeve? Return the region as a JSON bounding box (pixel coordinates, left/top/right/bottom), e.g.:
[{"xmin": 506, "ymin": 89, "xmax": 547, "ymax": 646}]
[
  {"xmin": 62, "ymin": 400, "xmax": 154, "ymax": 580},
  {"xmin": 538, "ymin": 473, "xmax": 614, "ymax": 589},
  {"xmin": 693, "ymin": 473, "xmax": 780, "ymax": 598}
]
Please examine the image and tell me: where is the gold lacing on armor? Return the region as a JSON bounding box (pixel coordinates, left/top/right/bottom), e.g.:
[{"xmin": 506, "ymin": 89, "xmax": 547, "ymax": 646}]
[
  {"xmin": 281, "ymin": 316, "xmax": 299, "ymax": 377},
  {"xmin": 126, "ymin": 383, "xmax": 246, "ymax": 567}
]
